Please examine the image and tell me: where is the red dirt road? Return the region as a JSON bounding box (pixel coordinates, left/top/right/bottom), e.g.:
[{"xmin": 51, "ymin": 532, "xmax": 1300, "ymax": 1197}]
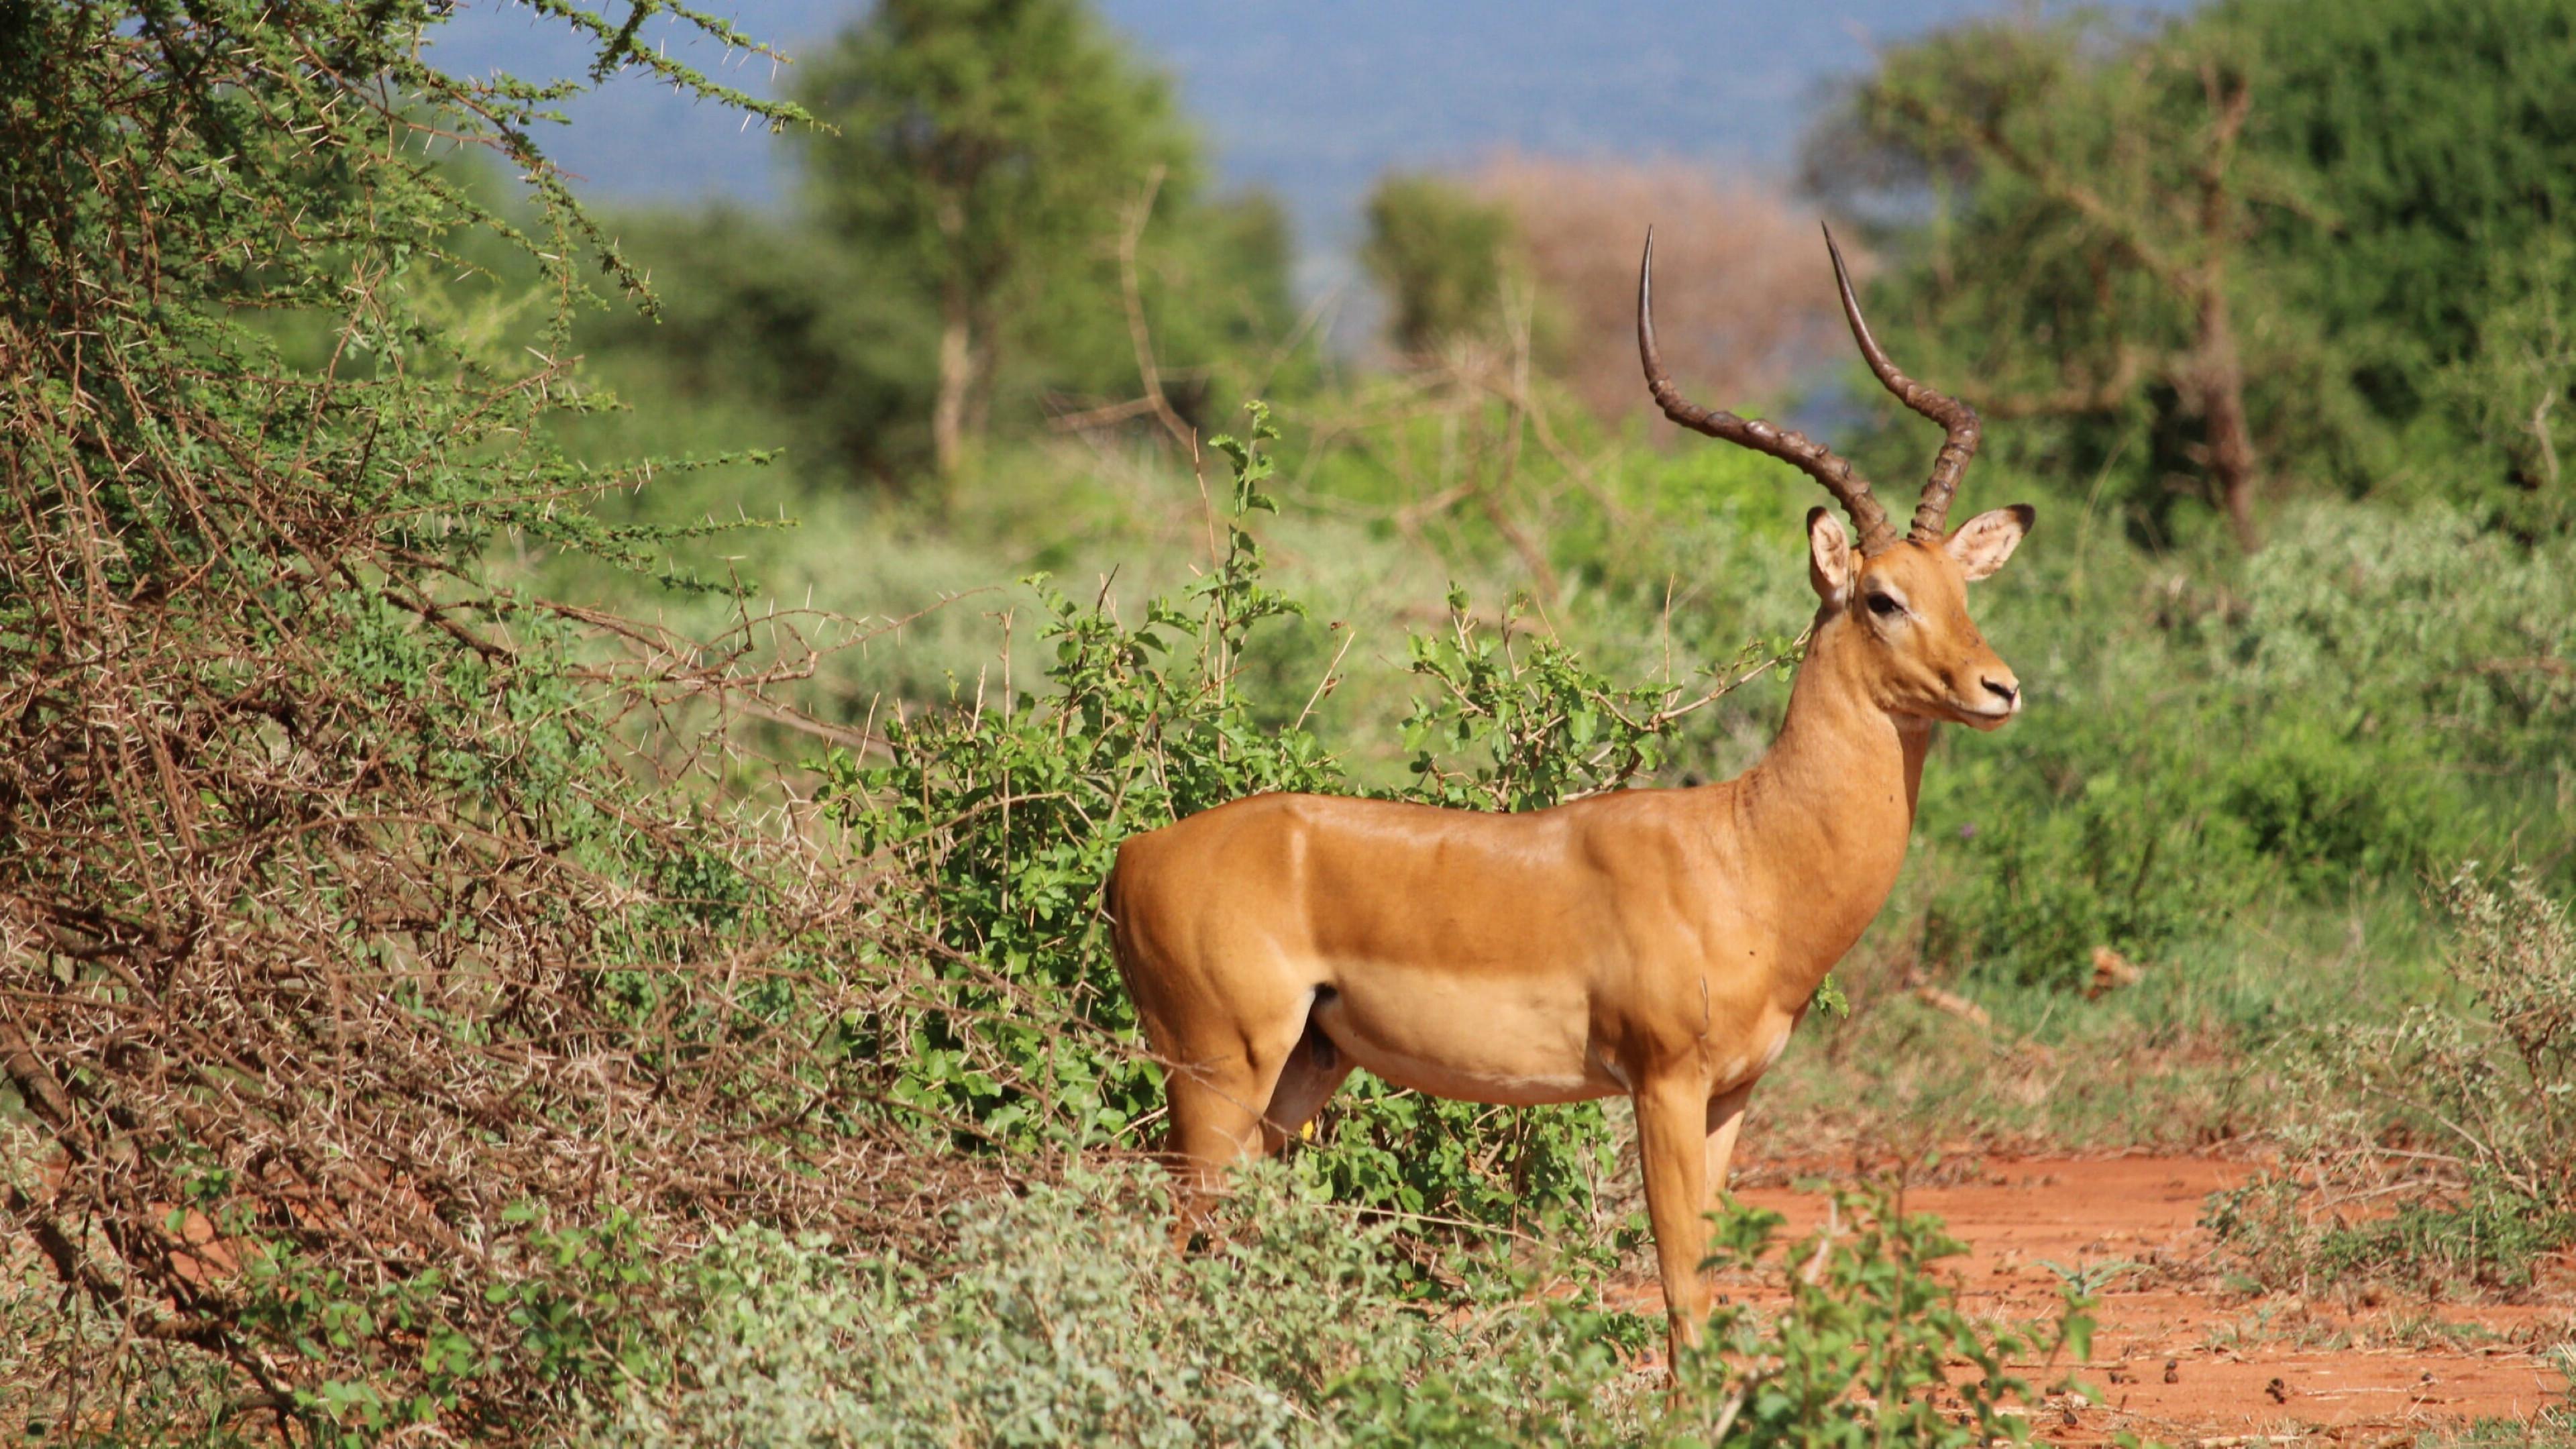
[{"xmin": 1632, "ymin": 1156, "xmax": 2572, "ymax": 1444}]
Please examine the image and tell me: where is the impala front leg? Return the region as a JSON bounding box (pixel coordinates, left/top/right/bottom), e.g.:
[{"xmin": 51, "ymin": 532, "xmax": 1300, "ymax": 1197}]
[{"xmin": 1634, "ymin": 1073, "xmax": 1715, "ymax": 1372}]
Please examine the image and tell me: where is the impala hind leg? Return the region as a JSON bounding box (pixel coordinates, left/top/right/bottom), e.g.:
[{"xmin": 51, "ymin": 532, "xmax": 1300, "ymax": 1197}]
[
  {"xmin": 1703, "ymin": 1081, "xmax": 1754, "ymax": 1213},
  {"xmin": 1159, "ymin": 1007, "xmax": 1311, "ymax": 1246},
  {"xmin": 1635, "ymin": 1075, "xmax": 1715, "ymax": 1373},
  {"xmin": 1161, "ymin": 1052, "xmax": 1266, "ymax": 1246},
  {"xmin": 1258, "ymin": 1013, "xmax": 1353, "ymax": 1155}
]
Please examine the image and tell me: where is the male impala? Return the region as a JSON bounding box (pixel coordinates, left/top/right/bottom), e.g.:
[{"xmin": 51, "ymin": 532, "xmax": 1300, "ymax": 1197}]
[{"xmin": 1108, "ymin": 226, "xmax": 2031, "ymax": 1364}]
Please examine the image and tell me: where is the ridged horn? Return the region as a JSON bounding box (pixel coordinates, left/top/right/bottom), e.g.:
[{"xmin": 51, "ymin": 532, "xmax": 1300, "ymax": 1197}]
[
  {"xmin": 1639, "ymin": 226, "xmax": 1900, "ymax": 555},
  {"xmin": 1821, "ymin": 223, "xmax": 1982, "ymax": 543}
]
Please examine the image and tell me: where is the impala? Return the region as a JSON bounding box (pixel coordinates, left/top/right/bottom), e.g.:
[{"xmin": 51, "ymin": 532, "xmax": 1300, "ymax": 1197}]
[{"xmin": 1108, "ymin": 225, "xmax": 2032, "ymax": 1365}]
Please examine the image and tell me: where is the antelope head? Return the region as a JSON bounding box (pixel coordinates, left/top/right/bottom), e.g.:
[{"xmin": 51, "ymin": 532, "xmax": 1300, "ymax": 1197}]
[{"xmin": 1640, "ymin": 225, "xmax": 2033, "ymax": 731}]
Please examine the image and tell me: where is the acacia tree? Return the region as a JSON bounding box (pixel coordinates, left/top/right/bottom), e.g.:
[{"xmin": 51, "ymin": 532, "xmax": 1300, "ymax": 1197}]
[
  {"xmin": 796, "ymin": 0, "xmax": 1193, "ymax": 483},
  {"xmin": 2230, "ymin": 0, "xmax": 2576, "ymax": 532},
  {"xmin": 1815, "ymin": 0, "xmax": 2576, "ymax": 547},
  {"xmin": 1816, "ymin": 17, "xmax": 2296, "ymax": 549}
]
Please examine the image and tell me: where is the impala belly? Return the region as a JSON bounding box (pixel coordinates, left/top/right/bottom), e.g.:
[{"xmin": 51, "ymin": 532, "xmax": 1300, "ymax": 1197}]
[{"xmin": 1311, "ymin": 961, "xmax": 1617, "ymax": 1105}]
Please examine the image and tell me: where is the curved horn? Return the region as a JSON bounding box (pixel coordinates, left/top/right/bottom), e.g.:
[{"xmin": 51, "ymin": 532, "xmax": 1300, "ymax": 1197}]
[
  {"xmin": 1821, "ymin": 223, "xmax": 1981, "ymax": 543},
  {"xmin": 1639, "ymin": 227, "xmax": 1899, "ymax": 555}
]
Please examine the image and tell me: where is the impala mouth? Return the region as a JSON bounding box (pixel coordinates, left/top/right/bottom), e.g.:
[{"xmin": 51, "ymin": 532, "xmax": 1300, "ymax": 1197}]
[{"xmin": 1951, "ymin": 696, "xmax": 2020, "ymax": 729}]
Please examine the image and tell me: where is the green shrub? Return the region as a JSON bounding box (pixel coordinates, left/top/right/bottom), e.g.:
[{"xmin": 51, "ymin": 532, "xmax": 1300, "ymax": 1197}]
[
  {"xmin": 2216, "ymin": 718, "xmax": 2446, "ymax": 892},
  {"xmin": 1924, "ymin": 737, "xmax": 2263, "ymax": 990},
  {"xmin": 591, "ymin": 1163, "xmax": 1644, "ymax": 1449},
  {"xmin": 1915, "ymin": 502, "xmax": 2572, "ymax": 989},
  {"xmin": 2230, "ymin": 504, "xmax": 2576, "ymax": 780}
]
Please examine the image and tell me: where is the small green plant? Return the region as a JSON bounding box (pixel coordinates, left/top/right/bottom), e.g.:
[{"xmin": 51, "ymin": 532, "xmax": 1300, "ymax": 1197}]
[
  {"xmin": 2209, "ymin": 863, "xmax": 2576, "ymax": 1294},
  {"xmin": 1668, "ymin": 1187, "xmax": 2097, "ymax": 1448}
]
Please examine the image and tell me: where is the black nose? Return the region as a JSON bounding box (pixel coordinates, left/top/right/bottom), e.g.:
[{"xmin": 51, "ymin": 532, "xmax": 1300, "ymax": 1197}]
[{"xmin": 1982, "ymin": 679, "xmax": 2018, "ymax": 704}]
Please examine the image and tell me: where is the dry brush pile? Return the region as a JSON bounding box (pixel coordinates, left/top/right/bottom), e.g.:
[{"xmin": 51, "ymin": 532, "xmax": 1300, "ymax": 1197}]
[{"xmin": 0, "ymin": 5, "xmax": 1081, "ymax": 1439}]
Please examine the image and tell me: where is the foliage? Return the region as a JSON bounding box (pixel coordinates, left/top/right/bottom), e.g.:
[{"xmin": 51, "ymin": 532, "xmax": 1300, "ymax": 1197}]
[
  {"xmin": 1915, "ymin": 502, "xmax": 2571, "ymax": 990},
  {"xmin": 795, "ymin": 0, "xmax": 1203, "ymax": 478},
  {"xmin": 592, "ymin": 1163, "xmax": 1645, "ymax": 1448},
  {"xmin": 1399, "ymin": 588, "xmax": 1697, "ymax": 812},
  {"xmin": 1674, "ymin": 1190, "xmax": 2092, "ymax": 1448},
  {"xmin": 798, "ymin": 0, "xmax": 1191, "ymax": 303},
  {"xmin": 572, "ymin": 205, "xmax": 942, "ymax": 488},
  {"xmin": 1813, "ymin": 11, "xmax": 2300, "ymax": 547},
  {"xmin": 561, "ymin": 1, "xmax": 1299, "ymax": 493},
  {"xmin": 0, "ymin": 3, "xmax": 978, "ymax": 1441},
  {"xmin": 2436, "ymin": 231, "xmax": 2576, "ymax": 529},
  {"xmin": 2208, "ymin": 865, "xmax": 2576, "ymax": 1294},
  {"xmin": 592, "ymin": 1166, "xmax": 2096, "ymax": 1448},
  {"xmin": 1814, "ymin": 0, "xmax": 2576, "ymax": 541},
  {"xmin": 2225, "ymin": 0, "xmax": 2576, "ymax": 518}
]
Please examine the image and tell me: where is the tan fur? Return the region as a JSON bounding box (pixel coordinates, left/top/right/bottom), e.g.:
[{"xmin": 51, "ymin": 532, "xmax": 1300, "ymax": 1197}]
[{"xmin": 1108, "ymin": 508, "xmax": 2031, "ymax": 1366}]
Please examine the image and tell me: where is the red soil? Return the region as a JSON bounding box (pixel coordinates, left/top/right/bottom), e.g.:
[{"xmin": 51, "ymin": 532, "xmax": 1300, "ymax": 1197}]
[{"xmin": 1623, "ymin": 1155, "xmax": 2573, "ymax": 1444}]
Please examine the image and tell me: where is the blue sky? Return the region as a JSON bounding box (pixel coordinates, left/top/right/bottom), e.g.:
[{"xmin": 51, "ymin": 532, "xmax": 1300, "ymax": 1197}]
[{"xmin": 429, "ymin": 1, "xmax": 2185, "ymax": 286}]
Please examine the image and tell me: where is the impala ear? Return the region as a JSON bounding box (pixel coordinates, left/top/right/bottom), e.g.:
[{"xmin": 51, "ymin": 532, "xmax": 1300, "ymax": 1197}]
[
  {"xmin": 1944, "ymin": 504, "xmax": 2035, "ymax": 582},
  {"xmin": 1806, "ymin": 506, "xmax": 1856, "ymax": 605}
]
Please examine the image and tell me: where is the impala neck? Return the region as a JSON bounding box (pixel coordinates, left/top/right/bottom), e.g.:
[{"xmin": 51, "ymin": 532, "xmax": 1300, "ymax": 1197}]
[{"xmin": 1733, "ymin": 607, "xmax": 1931, "ymax": 1006}]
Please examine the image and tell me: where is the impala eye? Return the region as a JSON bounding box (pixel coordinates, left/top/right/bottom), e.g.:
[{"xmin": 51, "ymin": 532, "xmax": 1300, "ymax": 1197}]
[{"xmin": 1866, "ymin": 592, "xmax": 1904, "ymax": 619}]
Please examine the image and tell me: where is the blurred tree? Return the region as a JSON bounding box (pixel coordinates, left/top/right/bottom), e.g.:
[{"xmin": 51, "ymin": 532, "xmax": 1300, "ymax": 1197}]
[
  {"xmin": 1028, "ymin": 180, "xmax": 1303, "ymax": 442},
  {"xmin": 1468, "ymin": 158, "xmax": 1839, "ymax": 425},
  {"xmin": 583, "ymin": 207, "xmax": 938, "ymax": 487},
  {"xmin": 1361, "ymin": 173, "xmax": 1517, "ymax": 355},
  {"xmin": 2438, "ymin": 235, "xmax": 2576, "ymax": 523},
  {"xmin": 1814, "ymin": 17, "xmax": 2294, "ymax": 549},
  {"xmin": 570, "ymin": 0, "xmax": 1298, "ymax": 499},
  {"xmin": 796, "ymin": 0, "xmax": 1193, "ymax": 483},
  {"xmin": 2224, "ymin": 0, "xmax": 2576, "ymax": 531},
  {"xmin": 1811, "ymin": 0, "xmax": 2576, "ymax": 546}
]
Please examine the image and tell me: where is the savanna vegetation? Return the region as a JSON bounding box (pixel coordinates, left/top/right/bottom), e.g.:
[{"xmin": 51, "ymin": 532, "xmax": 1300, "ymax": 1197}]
[{"xmin": 2, "ymin": 0, "xmax": 2572, "ymax": 1442}]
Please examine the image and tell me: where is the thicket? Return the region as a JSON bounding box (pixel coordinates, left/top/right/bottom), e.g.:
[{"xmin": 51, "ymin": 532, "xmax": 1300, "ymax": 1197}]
[
  {"xmin": 593, "ymin": 1165, "xmax": 2094, "ymax": 1448},
  {"xmin": 0, "ymin": 3, "xmax": 996, "ymax": 1441}
]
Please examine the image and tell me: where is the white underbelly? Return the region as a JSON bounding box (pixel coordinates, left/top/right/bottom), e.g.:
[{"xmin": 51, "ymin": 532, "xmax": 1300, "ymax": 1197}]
[
  {"xmin": 1313, "ymin": 967, "xmax": 1620, "ymax": 1106},
  {"xmin": 1332, "ymin": 1036, "xmax": 1622, "ymax": 1106}
]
